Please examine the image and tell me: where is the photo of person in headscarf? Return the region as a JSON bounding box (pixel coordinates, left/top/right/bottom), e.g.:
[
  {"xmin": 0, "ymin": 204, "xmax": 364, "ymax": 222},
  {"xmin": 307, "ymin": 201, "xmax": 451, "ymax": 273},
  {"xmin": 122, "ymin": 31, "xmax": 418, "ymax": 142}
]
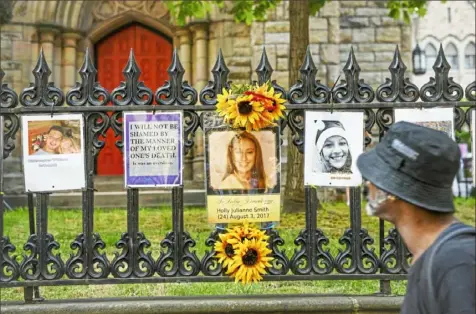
[
  {"xmin": 219, "ymin": 131, "xmax": 268, "ymax": 190},
  {"xmin": 314, "ymin": 120, "xmax": 352, "ymax": 174}
]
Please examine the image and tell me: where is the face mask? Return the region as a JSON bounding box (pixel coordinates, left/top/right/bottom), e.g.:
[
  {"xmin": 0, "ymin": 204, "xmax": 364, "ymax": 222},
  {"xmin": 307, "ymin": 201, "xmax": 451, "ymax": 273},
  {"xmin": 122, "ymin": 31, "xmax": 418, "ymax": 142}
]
[{"xmin": 365, "ymin": 185, "xmax": 391, "ymax": 216}]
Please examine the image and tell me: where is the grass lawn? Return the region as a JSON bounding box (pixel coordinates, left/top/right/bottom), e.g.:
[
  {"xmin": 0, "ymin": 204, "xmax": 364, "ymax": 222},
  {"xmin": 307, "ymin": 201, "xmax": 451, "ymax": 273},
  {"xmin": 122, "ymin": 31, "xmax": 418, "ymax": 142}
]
[{"xmin": 1, "ymin": 198, "xmax": 474, "ymax": 301}]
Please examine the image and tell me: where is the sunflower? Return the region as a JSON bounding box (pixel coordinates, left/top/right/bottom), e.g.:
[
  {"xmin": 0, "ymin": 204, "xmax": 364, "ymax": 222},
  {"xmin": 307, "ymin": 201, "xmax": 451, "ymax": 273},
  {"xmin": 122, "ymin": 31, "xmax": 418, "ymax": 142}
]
[
  {"xmin": 227, "ymin": 222, "xmax": 269, "ymax": 245},
  {"xmin": 251, "ymin": 84, "xmax": 286, "ymax": 122},
  {"xmin": 226, "ymin": 238, "xmax": 273, "ymax": 284},
  {"xmin": 214, "ymin": 230, "xmax": 241, "ymax": 269},
  {"xmin": 228, "ymin": 95, "xmax": 265, "ymax": 132},
  {"xmin": 216, "ymin": 88, "xmax": 235, "ymax": 122},
  {"xmin": 262, "ymin": 86, "xmax": 286, "ymax": 122}
]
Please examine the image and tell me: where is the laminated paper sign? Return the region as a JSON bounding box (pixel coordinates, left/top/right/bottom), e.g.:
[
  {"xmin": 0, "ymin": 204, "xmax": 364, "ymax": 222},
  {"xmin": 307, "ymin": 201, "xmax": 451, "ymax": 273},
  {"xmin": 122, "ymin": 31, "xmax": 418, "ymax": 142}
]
[
  {"xmin": 22, "ymin": 114, "xmax": 86, "ymax": 192},
  {"xmin": 394, "ymin": 108, "xmax": 455, "ymax": 139},
  {"xmin": 304, "ymin": 111, "xmax": 364, "ymax": 187},
  {"xmin": 204, "ymin": 113, "xmax": 281, "ymax": 224},
  {"xmin": 124, "ymin": 112, "xmax": 183, "ymax": 187}
]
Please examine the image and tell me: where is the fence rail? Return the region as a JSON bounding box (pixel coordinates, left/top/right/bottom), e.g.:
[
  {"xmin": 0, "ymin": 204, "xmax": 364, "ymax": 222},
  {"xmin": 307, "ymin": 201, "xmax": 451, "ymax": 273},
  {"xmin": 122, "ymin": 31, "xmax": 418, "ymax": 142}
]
[{"xmin": 0, "ymin": 43, "xmax": 475, "ymax": 301}]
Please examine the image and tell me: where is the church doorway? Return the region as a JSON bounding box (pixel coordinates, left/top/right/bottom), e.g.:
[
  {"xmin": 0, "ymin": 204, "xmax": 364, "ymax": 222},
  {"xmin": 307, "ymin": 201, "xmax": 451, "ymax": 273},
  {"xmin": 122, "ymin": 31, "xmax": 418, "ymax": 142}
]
[{"xmin": 95, "ymin": 22, "xmax": 173, "ymax": 175}]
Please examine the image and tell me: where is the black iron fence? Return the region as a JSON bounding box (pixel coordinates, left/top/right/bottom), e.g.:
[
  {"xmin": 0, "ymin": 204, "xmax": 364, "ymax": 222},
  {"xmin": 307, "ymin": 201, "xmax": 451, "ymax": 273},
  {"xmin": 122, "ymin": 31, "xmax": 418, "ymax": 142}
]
[{"xmin": 0, "ymin": 44, "xmax": 475, "ymax": 302}]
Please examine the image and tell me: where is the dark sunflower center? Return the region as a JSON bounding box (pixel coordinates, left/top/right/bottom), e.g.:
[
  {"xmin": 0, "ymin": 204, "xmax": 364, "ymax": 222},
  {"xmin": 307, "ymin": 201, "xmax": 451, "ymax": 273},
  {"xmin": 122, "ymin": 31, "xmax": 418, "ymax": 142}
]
[
  {"xmin": 242, "ymin": 249, "xmax": 258, "ymax": 266},
  {"xmin": 225, "ymin": 244, "xmax": 234, "ymax": 258},
  {"xmin": 237, "ymin": 101, "xmax": 253, "ymax": 115}
]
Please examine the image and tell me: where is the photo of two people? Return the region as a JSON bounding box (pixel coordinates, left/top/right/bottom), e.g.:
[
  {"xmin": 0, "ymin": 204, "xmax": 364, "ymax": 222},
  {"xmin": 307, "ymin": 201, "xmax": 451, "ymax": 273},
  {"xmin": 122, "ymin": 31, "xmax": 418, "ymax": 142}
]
[{"xmin": 27, "ymin": 120, "xmax": 81, "ymax": 156}]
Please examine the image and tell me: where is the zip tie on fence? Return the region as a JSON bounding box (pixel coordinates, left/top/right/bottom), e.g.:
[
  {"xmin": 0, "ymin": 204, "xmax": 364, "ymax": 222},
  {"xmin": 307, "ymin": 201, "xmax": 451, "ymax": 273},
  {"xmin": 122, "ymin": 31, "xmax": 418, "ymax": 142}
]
[{"xmin": 50, "ymin": 104, "xmax": 55, "ymax": 118}]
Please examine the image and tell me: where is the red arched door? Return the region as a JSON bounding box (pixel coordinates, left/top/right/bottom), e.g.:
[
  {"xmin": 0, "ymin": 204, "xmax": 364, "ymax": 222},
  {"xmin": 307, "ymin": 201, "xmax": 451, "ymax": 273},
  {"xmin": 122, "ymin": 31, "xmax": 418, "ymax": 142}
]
[{"xmin": 95, "ymin": 23, "xmax": 173, "ymax": 175}]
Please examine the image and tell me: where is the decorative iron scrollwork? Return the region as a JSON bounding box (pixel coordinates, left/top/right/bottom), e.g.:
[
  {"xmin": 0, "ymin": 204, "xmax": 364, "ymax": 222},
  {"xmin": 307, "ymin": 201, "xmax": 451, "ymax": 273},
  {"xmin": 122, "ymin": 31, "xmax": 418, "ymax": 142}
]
[
  {"xmin": 465, "ymin": 107, "xmax": 475, "ymax": 131},
  {"xmin": 110, "ymin": 112, "xmax": 123, "ymax": 152},
  {"xmin": 287, "ymin": 109, "xmax": 305, "ymax": 153},
  {"xmin": 375, "ymin": 108, "xmax": 394, "ymax": 139},
  {"xmin": 2, "ymin": 113, "xmax": 20, "ymax": 159},
  {"xmin": 0, "ymin": 67, "xmax": 18, "ymax": 108},
  {"xmin": 20, "ymin": 48, "xmax": 64, "ymax": 107},
  {"xmin": 157, "ymin": 231, "xmax": 201, "ymax": 277},
  {"xmin": 420, "ymin": 45, "xmax": 464, "ymax": 102},
  {"xmin": 454, "ymin": 107, "xmax": 466, "ymax": 131},
  {"xmin": 265, "ymin": 229, "xmax": 290, "ymax": 275},
  {"xmin": 290, "ymin": 229, "xmax": 334, "ymax": 275},
  {"xmin": 335, "ymin": 229, "xmax": 379, "ymax": 274},
  {"xmin": 179, "ymin": 232, "xmax": 201, "ymax": 276},
  {"xmin": 333, "ymin": 47, "xmax": 375, "ymax": 103},
  {"xmin": 19, "ymin": 233, "xmax": 65, "ymax": 280},
  {"xmin": 466, "ymin": 81, "xmax": 476, "ymax": 101},
  {"xmin": 155, "ymin": 49, "xmax": 197, "ymax": 106},
  {"xmin": 110, "ymin": 232, "xmax": 155, "ymax": 278},
  {"xmin": 156, "ymin": 231, "xmax": 177, "ymax": 276},
  {"xmin": 363, "ymin": 108, "xmax": 376, "ymax": 147},
  {"xmin": 111, "ymin": 49, "xmax": 153, "ymax": 106},
  {"xmin": 200, "ymin": 229, "xmax": 223, "ymax": 276},
  {"xmin": 0, "ymin": 236, "xmax": 20, "ymax": 281},
  {"xmin": 199, "ymin": 49, "xmax": 231, "ymax": 106},
  {"xmin": 253, "ymin": 47, "xmax": 286, "ymax": 99},
  {"xmin": 183, "ymin": 110, "xmax": 200, "ymax": 156},
  {"xmin": 66, "ymin": 48, "xmax": 110, "ymax": 106},
  {"xmin": 376, "ymin": 46, "xmax": 419, "ymax": 102},
  {"xmin": 65, "ymin": 233, "xmax": 110, "ymax": 279},
  {"xmin": 380, "ymin": 228, "xmax": 410, "ymax": 274},
  {"xmin": 288, "ymin": 46, "xmax": 330, "ymax": 104},
  {"xmin": 85, "ymin": 112, "xmax": 110, "ymax": 157}
]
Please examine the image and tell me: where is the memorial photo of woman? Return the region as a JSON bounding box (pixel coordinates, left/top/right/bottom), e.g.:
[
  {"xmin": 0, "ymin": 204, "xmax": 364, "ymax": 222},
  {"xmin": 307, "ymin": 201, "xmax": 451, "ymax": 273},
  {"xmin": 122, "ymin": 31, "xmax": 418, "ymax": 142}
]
[
  {"xmin": 314, "ymin": 120, "xmax": 352, "ymax": 174},
  {"xmin": 304, "ymin": 111, "xmax": 363, "ymax": 187},
  {"xmin": 219, "ymin": 131, "xmax": 267, "ymax": 190}
]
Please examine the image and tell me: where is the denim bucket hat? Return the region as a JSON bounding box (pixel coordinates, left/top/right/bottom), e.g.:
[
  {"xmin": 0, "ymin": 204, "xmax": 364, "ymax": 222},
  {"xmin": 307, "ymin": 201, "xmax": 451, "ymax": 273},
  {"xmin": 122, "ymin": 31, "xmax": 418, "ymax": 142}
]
[{"xmin": 356, "ymin": 121, "xmax": 461, "ymax": 213}]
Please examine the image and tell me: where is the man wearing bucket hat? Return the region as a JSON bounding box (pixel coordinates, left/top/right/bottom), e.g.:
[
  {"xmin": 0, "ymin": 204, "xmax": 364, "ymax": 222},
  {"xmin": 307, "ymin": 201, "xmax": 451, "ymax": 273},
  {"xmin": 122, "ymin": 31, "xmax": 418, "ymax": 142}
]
[{"xmin": 357, "ymin": 121, "xmax": 475, "ymax": 314}]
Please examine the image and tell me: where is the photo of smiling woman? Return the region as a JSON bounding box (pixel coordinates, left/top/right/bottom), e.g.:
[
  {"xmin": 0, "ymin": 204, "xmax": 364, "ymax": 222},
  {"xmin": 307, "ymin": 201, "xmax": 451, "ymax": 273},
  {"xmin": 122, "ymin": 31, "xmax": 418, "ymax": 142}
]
[
  {"xmin": 304, "ymin": 111, "xmax": 364, "ymax": 187},
  {"xmin": 314, "ymin": 120, "xmax": 352, "ymax": 174},
  {"xmin": 219, "ymin": 132, "xmax": 267, "ymax": 190}
]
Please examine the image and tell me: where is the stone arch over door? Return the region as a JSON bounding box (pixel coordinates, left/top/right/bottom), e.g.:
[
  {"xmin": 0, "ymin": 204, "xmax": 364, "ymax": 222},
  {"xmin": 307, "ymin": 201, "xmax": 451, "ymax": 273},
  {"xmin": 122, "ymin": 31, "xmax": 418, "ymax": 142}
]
[{"xmin": 94, "ymin": 22, "xmax": 173, "ymax": 176}]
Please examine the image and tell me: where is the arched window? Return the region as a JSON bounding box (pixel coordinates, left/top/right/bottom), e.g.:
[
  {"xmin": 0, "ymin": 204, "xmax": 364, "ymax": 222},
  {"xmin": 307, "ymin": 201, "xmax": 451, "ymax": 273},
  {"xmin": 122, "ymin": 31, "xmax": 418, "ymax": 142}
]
[
  {"xmin": 445, "ymin": 43, "xmax": 459, "ymax": 70},
  {"xmin": 425, "ymin": 43, "xmax": 437, "ymax": 69},
  {"xmin": 464, "ymin": 42, "xmax": 475, "ymax": 69}
]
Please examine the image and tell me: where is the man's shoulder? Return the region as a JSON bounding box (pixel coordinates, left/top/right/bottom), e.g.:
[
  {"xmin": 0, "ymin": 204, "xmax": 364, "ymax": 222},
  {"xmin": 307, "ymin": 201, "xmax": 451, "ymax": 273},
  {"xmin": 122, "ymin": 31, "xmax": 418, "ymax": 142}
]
[{"xmin": 432, "ymin": 224, "xmax": 475, "ymax": 278}]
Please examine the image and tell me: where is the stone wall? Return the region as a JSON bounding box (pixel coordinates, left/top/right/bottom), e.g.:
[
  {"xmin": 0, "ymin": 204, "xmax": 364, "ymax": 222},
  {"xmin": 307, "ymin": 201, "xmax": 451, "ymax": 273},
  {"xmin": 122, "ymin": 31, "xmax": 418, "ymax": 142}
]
[
  {"xmin": 1, "ymin": 0, "xmax": 411, "ymax": 199},
  {"xmin": 339, "ymin": 1, "xmax": 411, "ymax": 87}
]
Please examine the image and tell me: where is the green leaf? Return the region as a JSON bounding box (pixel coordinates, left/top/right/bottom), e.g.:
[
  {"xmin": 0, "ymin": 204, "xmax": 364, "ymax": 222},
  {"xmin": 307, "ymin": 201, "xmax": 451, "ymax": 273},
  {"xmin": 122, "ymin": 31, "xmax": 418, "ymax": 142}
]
[{"xmin": 309, "ymin": 0, "xmax": 329, "ymax": 16}]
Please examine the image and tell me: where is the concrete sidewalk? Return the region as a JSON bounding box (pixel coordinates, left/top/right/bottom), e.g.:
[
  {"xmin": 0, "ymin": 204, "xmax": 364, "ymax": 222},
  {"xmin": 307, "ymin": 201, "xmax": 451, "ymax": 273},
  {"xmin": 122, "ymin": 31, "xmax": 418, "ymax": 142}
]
[{"xmin": 1, "ymin": 294, "xmax": 403, "ymax": 314}]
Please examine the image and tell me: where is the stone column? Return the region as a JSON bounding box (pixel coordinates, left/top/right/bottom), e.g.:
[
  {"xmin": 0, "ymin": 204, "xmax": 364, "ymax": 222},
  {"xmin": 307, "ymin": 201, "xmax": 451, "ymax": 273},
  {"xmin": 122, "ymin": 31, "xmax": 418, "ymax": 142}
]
[
  {"xmin": 30, "ymin": 32, "xmax": 40, "ymax": 83},
  {"xmin": 190, "ymin": 24, "xmax": 209, "ymax": 88},
  {"xmin": 190, "ymin": 23, "xmax": 209, "ymax": 184},
  {"xmin": 177, "ymin": 29, "xmax": 193, "ymax": 83},
  {"xmin": 177, "ymin": 29, "xmax": 194, "ymax": 182},
  {"xmin": 62, "ymin": 33, "xmax": 82, "ymax": 91},
  {"xmin": 76, "ymin": 40, "xmax": 86, "ymax": 82},
  {"xmin": 38, "ymin": 26, "xmax": 59, "ymax": 80},
  {"xmin": 54, "ymin": 36, "xmax": 62, "ymax": 87}
]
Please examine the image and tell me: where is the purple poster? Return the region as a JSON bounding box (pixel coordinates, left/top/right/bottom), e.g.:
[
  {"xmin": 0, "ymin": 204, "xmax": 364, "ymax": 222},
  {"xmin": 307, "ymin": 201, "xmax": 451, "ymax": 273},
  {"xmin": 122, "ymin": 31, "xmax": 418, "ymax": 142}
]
[{"xmin": 124, "ymin": 112, "xmax": 183, "ymax": 187}]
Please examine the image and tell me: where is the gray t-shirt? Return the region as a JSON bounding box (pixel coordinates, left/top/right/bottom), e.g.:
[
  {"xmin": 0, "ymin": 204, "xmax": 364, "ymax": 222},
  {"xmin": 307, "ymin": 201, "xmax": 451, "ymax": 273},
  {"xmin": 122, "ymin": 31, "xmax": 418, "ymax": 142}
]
[{"xmin": 400, "ymin": 222, "xmax": 476, "ymax": 314}]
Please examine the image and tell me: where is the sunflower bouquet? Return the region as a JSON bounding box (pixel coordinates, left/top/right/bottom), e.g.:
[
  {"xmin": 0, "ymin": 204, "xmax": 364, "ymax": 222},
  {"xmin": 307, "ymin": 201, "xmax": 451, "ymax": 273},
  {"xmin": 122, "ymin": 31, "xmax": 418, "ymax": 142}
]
[
  {"xmin": 214, "ymin": 222, "xmax": 273, "ymax": 284},
  {"xmin": 215, "ymin": 82, "xmax": 286, "ymax": 132}
]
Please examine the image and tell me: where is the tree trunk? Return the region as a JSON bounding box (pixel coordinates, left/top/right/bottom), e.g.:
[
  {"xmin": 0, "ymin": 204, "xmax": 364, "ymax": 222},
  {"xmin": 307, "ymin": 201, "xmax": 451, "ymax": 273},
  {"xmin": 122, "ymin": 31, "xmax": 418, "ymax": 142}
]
[{"xmin": 283, "ymin": 0, "xmax": 309, "ymax": 212}]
